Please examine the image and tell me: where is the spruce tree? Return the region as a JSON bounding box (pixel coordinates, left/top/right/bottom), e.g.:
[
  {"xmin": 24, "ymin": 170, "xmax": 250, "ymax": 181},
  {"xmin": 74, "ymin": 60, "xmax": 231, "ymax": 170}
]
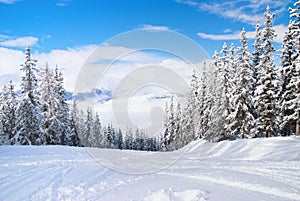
[
  {"xmin": 53, "ymin": 67, "xmax": 70, "ymax": 145},
  {"xmin": 227, "ymin": 28, "xmax": 254, "ymax": 139},
  {"xmin": 68, "ymin": 100, "xmax": 82, "ymax": 146},
  {"xmin": 279, "ymin": 21, "xmax": 298, "ymax": 135},
  {"xmin": 255, "ymin": 6, "xmax": 279, "ymax": 137},
  {"xmin": 14, "ymin": 47, "xmax": 44, "ymax": 145},
  {"xmin": 0, "ymin": 81, "xmax": 17, "ymax": 144},
  {"xmin": 38, "ymin": 63, "xmax": 60, "ymax": 144}
]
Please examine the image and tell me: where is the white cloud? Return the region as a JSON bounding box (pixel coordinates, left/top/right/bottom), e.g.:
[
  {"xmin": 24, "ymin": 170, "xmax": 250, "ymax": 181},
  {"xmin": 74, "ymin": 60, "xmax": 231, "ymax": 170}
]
[
  {"xmin": 274, "ymin": 24, "xmax": 287, "ymax": 43},
  {"xmin": 197, "ymin": 24, "xmax": 288, "ymax": 43},
  {"xmin": 56, "ymin": 0, "xmax": 70, "ymax": 7},
  {"xmin": 198, "ymin": 30, "xmax": 256, "ymax": 41},
  {"xmin": 140, "ymin": 24, "xmax": 171, "ymax": 32},
  {"xmin": 0, "ymin": 44, "xmax": 198, "ymax": 132},
  {"xmin": 176, "ymin": 0, "xmax": 292, "ymax": 25},
  {"xmin": 0, "ymin": 36, "xmax": 38, "ymax": 48},
  {"xmin": 0, "ymin": 0, "xmax": 18, "ymax": 4},
  {"xmin": 35, "ymin": 45, "xmax": 97, "ymax": 91},
  {"xmin": 224, "ymin": 28, "xmax": 232, "ymax": 33},
  {"xmin": 0, "ymin": 47, "xmax": 24, "ymax": 75},
  {"xmin": 0, "ymin": 45, "xmax": 96, "ymax": 91}
]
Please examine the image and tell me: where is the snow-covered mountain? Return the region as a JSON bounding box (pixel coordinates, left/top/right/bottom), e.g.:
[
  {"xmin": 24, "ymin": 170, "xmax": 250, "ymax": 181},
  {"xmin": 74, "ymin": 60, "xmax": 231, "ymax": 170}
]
[{"xmin": 1, "ymin": 136, "xmax": 299, "ymax": 201}]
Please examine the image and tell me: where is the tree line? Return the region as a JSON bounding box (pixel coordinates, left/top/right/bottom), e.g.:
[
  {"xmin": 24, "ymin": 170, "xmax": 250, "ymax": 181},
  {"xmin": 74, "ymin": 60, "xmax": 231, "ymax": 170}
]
[
  {"xmin": 1, "ymin": 3, "xmax": 300, "ymax": 151},
  {"xmin": 0, "ymin": 47, "xmax": 161, "ymax": 151},
  {"xmin": 162, "ymin": 4, "xmax": 300, "ymax": 151}
]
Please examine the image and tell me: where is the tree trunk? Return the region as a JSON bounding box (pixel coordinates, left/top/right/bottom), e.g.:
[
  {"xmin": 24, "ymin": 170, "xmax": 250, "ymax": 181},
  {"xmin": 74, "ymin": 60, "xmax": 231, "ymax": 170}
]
[
  {"xmin": 266, "ymin": 130, "xmax": 270, "ymax": 138},
  {"xmin": 296, "ymin": 122, "xmax": 300, "ymax": 136}
]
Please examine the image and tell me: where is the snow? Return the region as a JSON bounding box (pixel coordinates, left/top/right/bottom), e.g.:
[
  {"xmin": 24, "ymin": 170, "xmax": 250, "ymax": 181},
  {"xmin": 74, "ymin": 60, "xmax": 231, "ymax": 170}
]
[{"xmin": 1, "ymin": 137, "xmax": 300, "ymax": 201}]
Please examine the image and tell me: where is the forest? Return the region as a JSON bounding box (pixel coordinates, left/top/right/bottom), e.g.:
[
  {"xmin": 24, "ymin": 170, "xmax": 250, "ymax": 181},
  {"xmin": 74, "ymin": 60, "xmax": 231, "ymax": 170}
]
[{"xmin": 1, "ymin": 5, "xmax": 300, "ymax": 151}]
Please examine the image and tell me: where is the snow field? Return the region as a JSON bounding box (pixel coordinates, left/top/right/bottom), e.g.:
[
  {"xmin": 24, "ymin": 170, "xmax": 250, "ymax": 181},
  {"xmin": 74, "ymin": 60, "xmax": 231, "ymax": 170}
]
[{"xmin": 0, "ymin": 136, "xmax": 299, "ymax": 201}]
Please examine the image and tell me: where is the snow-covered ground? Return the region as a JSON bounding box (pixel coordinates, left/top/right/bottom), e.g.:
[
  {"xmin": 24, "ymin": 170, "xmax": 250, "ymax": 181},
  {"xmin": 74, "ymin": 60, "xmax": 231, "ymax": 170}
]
[{"xmin": 1, "ymin": 137, "xmax": 300, "ymax": 201}]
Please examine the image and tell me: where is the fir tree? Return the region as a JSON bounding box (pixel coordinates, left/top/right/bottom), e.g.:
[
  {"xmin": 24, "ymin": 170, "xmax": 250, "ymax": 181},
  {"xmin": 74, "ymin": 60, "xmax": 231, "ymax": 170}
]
[
  {"xmin": 68, "ymin": 100, "xmax": 82, "ymax": 146},
  {"xmin": 14, "ymin": 47, "xmax": 44, "ymax": 145},
  {"xmin": 279, "ymin": 21, "xmax": 298, "ymax": 135},
  {"xmin": 92, "ymin": 112, "xmax": 102, "ymax": 147},
  {"xmin": 38, "ymin": 63, "xmax": 60, "ymax": 144},
  {"xmin": 227, "ymin": 28, "xmax": 254, "ymax": 139},
  {"xmin": 0, "ymin": 81, "xmax": 17, "ymax": 144},
  {"xmin": 255, "ymin": 6, "xmax": 279, "ymax": 137},
  {"xmin": 53, "ymin": 66, "xmax": 70, "ymax": 145}
]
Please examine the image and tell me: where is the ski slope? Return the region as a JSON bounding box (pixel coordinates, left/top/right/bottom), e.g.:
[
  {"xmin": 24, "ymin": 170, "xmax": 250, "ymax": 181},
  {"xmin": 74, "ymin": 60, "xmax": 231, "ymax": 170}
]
[{"xmin": 1, "ymin": 137, "xmax": 300, "ymax": 201}]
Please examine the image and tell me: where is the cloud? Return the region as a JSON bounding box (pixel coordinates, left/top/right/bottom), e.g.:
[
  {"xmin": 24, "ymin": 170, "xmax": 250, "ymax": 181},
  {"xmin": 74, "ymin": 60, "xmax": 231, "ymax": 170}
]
[
  {"xmin": 0, "ymin": 36, "xmax": 38, "ymax": 48},
  {"xmin": 197, "ymin": 24, "xmax": 287, "ymax": 43},
  {"xmin": 56, "ymin": 0, "xmax": 70, "ymax": 7},
  {"xmin": 176, "ymin": 0, "xmax": 291, "ymax": 25},
  {"xmin": 198, "ymin": 30, "xmax": 256, "ymax": 41},
  {"xmin": 0, "ymin": 47, "xmax": 24, "ymax": 75},
  {"xmin": 0, "ymin": 0, "xmax": 18, "ymax": 4},
  {"xmin": 224, "ymin": 28, "xmax": 232, "ymax": 33},
  {"xmin": 35, "ymin": 45, "xmax": 97, "ymax": 91},
  {"xmin": 140, "ymin": 24, "xmax": 171, "ymax": 32},
  {"xmin": 0, "ymin": 44, "xmax": 199, "ymax": 131}
]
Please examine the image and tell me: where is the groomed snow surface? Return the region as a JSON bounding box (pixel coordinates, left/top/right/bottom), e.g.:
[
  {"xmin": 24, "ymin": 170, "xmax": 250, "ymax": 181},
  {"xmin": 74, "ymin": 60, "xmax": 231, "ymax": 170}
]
[{"xmin": 1, "ymin": 137, "xmax": 300, "ymax": 201}]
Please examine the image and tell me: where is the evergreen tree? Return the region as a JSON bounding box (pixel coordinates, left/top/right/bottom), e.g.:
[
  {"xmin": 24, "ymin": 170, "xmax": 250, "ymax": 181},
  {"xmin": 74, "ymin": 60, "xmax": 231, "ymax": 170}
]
[
  {"xmin": 0, "ymin": 81, "xmax": 17, "ymax": 144},
  {"xmin": 38, "ymin": 63, "xmax": 60, "ymax": 144},
  {"xmin": 255, "ymin": 6, "xmax": 279, "ymax": 137},
  {"xmin": 182, "ymin": 72, "xmax": 199, "ymax": 143},
  {"xmin": 227, "ymin": 28, "xmax": 254, "ymax": 139},
  {"xmin": 0, "ymin": 116, "xmax": 8, "ymax": 145},
  {"xmin": 164, "ymin": 98, "xmax": 176, "ymax": 151},
  {"xmin": 197, "ymin": 62, "xmax": 208, "ymax": 139},
  {"xmin": 209, "ymin": 50, "xmax": 230, "ymax": 141},
  {"xmin": 105, "ymin": 124, "xmax": 114, "ymax": 148},
  {"xmin": 14, "ymin": 47, "xmax": 44, "ymax": 145},
  {"xmin": 82, "ymin": 107, "xmax": 93, "ymax": 147},
  {"xmin": 92, "ymin": 112, "xmax": 102, "ymax": 147},
  {"xmin": 174, "ymin": 102, "xmax": 183, "ymax": 150},
  {"xmin": 53, "ymin": 66, "xmax": 70, "ymax": 145},
  {"xmin": 68, "ymin": 100, "xmax": 82, "ymax": 146},
  {"xmin": 278, "ymin": 21, "xmax": 298, "ymax": 135},
  {"xmin": 124, "ymin": 127, "xmax": 133, "ymax": 149},
  {"xmin": 115, "ymin": 128, "xmax": 123, "ymax": 149}
]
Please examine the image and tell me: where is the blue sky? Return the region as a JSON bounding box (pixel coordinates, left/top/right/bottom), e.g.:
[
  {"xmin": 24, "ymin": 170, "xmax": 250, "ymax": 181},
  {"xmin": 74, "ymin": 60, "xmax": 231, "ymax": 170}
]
[{"xmin": 0, "ymin": 0, "xmax": 294, "ymax": 55}]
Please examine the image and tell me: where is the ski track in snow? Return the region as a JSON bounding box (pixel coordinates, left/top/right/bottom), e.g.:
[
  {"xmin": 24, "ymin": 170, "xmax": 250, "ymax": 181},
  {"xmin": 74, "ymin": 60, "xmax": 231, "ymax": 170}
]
[{"xmin": 0, "ymin": 137, "xmax": 300, "ymax": 201}]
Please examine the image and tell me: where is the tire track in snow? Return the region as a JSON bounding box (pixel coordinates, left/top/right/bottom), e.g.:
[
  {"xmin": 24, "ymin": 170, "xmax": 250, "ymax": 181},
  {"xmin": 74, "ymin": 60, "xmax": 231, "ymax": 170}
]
[{"xmin": 159, "ymin": 171, "xmax": 300, "ymax": 201}]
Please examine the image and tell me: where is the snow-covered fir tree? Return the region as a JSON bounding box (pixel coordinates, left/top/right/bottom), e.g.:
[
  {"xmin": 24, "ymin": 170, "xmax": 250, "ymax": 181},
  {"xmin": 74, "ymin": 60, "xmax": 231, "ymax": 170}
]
[
  {"xmin": 53, "ymin": 66, "xmax": 70, "ymax": 145},
  {"xmin": 92, "ymin": 112, "xmax": 102, "ymax": 147},
  {"xmin": 38, "ymin": 63, "xmax": 60, "ymax": 144},
  {"xmin": 124, "ymin": 127, "xmax": 134, "ymax": 149},
  {"xmin": 14, "ymin": 47, "xmax": 44, "ymax": 145},
  {"xmin": 173, "ymin": 102, "xmax": 183, "ymax": 150},
  {"xmin": 163, "ymin": 97, "xmax": 177, "ymax": 151},
  {"xmin": 0, "ymin": 81, "xmax": 17, "ymax": 144},
  {"xmin": 114, "ymin": 128, "xmax": 123, "ymax": 149},
  {"xmin": 255, "ymin": 6, "xmax": 279, "ymax": 138},
  {"xmin": 227, "ymin": 28, "xmax": 254, "ymax": 139},
  {"xmin": 181, "ymin": 71, "xmax": 200, "ymax": 143},
  {"xmin": 82, "ymin": 107, "xmax": 93, "ymax": 147},
  {"xmin": 68, "ymin": 99, "xmax": 82, "ymax": 146},
  {"xmin": 208, "ymin": 50, "xmax": 230, "ymax": 141},
  {"xmin": 278, "ymin": 21, "xmax": 298, "ymax": 135}
]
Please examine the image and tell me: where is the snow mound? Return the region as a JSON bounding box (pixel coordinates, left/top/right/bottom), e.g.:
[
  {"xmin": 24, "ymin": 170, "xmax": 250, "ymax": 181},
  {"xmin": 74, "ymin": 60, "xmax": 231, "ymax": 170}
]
[
  {"xmin": 144, "ymin": 189, "xmax": 207, "ymax": 201},
  {"xmin": 185, "ymin": 136, "xmax": 300, "ymax": 161}
]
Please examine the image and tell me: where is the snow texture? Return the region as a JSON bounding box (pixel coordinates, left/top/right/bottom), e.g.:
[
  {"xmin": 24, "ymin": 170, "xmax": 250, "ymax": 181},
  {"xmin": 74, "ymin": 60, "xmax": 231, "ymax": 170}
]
[{"xmin": 0, "ymin": 137, "xmax": 300, "ymax": 201}]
